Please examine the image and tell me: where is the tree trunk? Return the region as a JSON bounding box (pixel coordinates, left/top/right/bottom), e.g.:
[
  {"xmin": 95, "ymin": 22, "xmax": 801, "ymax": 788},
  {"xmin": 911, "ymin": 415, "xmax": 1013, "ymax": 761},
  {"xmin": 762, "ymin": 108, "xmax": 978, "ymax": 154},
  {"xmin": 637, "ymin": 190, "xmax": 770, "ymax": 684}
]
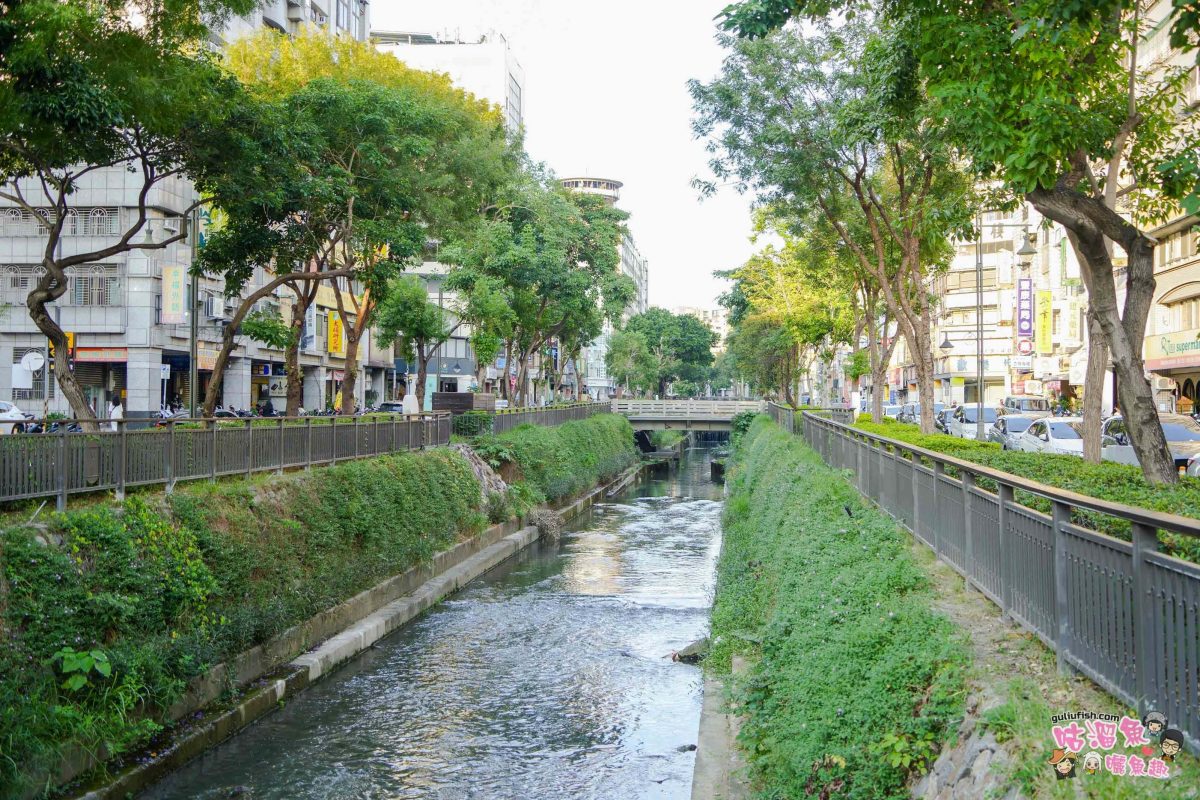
[
  {"xmin": 27, "ymin": 302, "xmax": 98, "ymax": 429},
  {"xmin": 285, "ymin": 284, "xmax": 317, "ymax": 417},
  {"xmin": 912, "ymin": 317, "xmax": 937, "ymax": 434},
  {"xmin": 338, "ymin": 333, "xmax": 360, "ymax": 415},
  {"xmin": 1081, "ymin": 307, "xmax": 1109, "ymax": 463},
  {"xmin": 415, "ymin": 349, "xmax": 430, "ymax": 412},
  {"xmin": 1029, "ymin": 187, "xmax": 1175, "ymax": 483}
]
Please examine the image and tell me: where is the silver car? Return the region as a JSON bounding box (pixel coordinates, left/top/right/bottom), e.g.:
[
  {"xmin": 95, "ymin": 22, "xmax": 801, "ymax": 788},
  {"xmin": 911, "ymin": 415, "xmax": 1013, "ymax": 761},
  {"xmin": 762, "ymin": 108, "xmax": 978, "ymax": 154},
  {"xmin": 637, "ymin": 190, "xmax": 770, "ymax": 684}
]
[
  {"xmin": 947, "ymin": 405, "xmax": 999, "ymax": 441},
  {"xmin": 1103, "ymin": 414, "xmax": 1200, "ymax": 473},
  {"xmin": 988, "ymin": 414, "xmax": 1037, "ymax": 450},
  {"xmin": 1016, "ymin": 417, "xmax": 1085, "ymax": 457}
]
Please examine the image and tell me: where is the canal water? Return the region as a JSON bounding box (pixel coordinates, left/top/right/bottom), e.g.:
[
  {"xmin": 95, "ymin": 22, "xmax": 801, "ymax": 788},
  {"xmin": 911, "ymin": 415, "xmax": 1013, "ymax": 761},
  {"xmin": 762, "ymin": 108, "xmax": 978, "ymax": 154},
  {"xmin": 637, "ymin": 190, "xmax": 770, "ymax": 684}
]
[{"xmin": 142, "ymin": 446, "xmax": 723, "ymax": 800}]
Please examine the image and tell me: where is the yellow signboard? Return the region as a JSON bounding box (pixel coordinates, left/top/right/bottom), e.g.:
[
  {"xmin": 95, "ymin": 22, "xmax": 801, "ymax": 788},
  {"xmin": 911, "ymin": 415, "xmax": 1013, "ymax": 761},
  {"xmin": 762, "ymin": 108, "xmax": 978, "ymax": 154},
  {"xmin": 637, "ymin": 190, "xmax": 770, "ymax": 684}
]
[
  {"xmin": 47, "ymin": 332, "xmax": 75, "ymax": 359},
  {"xmin": 1036, "ymin": 290, "xmax": 1053, "ymax": 355},
  {"xmin": 327, "ymin": 313, "xmax": 344, "ymax": 355},
  {"xmin": 161, "ymin": 265, "xmax": 186, "ymax": 324}
]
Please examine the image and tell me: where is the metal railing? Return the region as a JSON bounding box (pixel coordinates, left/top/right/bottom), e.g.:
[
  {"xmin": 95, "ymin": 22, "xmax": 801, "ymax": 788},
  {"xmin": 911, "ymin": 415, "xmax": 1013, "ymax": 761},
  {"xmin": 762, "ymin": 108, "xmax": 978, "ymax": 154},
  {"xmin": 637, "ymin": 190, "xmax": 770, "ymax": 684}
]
[
  {"xmin": 488, "ymin": 401, "xmax": 611, "ymax": 434},
  {"xmin": 0, "ymin": 413, "xmax": 452, "ymax": 510},
  {"xmin": 611, "ymin": 399, "xmax": 766, "ymax": 418},
  {"xmin": 768, "ymin": 403, "xmax": 1200, "ymax": 751}
]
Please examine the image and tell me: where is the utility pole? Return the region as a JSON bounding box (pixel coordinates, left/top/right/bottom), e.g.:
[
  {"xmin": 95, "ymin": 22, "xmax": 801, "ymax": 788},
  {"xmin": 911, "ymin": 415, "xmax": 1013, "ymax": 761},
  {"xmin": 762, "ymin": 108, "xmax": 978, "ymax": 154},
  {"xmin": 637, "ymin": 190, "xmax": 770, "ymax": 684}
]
[
  {"xmin": 188, "ymin": 206, "xmax": 199, "ymax": 418},
  {"xmin": 976, "ymin": 210, "xmax": 986, "ymax": 441}
]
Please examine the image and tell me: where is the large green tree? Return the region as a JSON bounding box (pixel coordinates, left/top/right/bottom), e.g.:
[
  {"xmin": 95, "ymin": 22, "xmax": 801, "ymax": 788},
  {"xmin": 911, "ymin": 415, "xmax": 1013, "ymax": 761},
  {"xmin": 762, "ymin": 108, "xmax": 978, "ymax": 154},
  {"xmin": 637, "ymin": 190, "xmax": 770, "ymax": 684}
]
[
  {"xmin": 691, "ymin": 21, "xmax": 973, "ymax": 432},
  {"xmin": 623, "ymin": 308, "xmax": 718, "ymax": 397},
  {"xmin": 0, "ymin": 0, "xmax": 259, "ymax": 424},
  {"xmin": 720, "ymin": 1, "xmax": 1200, "ymax": 481},
  {"xmin": 443, "ymin": 169, "xmax": 635, "ymax": 405}
]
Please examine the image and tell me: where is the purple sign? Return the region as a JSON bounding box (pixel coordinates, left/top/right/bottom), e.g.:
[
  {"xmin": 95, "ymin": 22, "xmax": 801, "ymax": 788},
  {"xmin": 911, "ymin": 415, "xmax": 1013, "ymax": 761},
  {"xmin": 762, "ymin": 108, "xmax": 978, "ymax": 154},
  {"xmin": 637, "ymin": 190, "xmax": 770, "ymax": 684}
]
[{"xmin": 1017, "ymin": 278, "xmax": 1034, "ymax": 337}]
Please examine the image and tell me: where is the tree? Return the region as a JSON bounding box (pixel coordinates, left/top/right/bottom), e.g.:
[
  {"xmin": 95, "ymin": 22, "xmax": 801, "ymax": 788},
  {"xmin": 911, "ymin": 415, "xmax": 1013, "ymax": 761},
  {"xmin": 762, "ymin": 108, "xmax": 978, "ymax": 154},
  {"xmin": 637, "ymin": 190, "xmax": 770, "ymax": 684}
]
[
  {"xmin": 720, "ymin": 1, "xmax": 1200, "ymax": 481},
  {"xmin": 373, "ymin": 275, "xmax": 460, "ymax": 410},
  {"xmin": 624, "ymin": 308, "xmax": 717, "ymax": 397},
  {"xmin": 606, "ymin": 329, "xmax": 657, "ymax": 397},
  {"xmin": 443, "ymin": 169, "xmax": 635, "ymax": 405},
  {"xmin": 0, "ymin": 0, "xmax": 259, "ymax": 425},
  {"xmin": 218, "ymin": 31, "xmax": 513, "ymax": 416},
  {"xmin": 725, "ymin": 314, "xmax": 798, "ymax": 401},
  {"xmin": 691, "ymin": 21, "xmax": 973, "ymax": 432}
]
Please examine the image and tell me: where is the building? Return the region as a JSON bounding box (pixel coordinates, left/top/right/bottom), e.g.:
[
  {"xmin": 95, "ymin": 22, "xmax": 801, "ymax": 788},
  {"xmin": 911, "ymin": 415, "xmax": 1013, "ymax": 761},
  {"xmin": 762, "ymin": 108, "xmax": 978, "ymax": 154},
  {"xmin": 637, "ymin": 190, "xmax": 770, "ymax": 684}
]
[
  {"xmin": 0, "ymin": 5, "xmax": 380, "ymax": 419},
  {"xmin": 559, "ymin": 177, "xmax": 650, "ymax": 399},
  {"xmin": 372, "ymin": 30, "xmax": 525, "ymax": 132}
]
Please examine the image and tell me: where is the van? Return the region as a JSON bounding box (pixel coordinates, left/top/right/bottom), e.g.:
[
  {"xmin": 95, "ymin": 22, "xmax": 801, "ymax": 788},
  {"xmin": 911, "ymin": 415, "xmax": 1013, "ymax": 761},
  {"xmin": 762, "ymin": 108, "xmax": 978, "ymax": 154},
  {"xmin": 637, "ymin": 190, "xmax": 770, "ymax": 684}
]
[{"xmin": 1002, "ymin": 395, "xmax": 1051, "ymax": 417}]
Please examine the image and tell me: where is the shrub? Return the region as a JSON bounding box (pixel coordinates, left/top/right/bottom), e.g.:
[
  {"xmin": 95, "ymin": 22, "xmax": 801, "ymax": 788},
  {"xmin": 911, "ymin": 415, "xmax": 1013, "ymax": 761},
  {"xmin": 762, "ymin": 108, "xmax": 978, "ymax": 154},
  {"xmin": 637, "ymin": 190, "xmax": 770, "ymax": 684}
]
[
  {"xmin": 853, "ymin": 419, "xmax": 1200, "ymax": 562},
  {"xmin": 729, "ymin": 410, "xmax": 759, "ymax": 447},
  {"xmin": 473, "ymin": 413, "xmax": 638, "ymax": 501},
  {"xmin": 452, "ymin": 410, "xmax": 494, "ymax": 438},
  {"xmin": 0, "ymin": 447, "xmax": 482, "ymax": 797},
  {"xmin": 712, "ymin": 417, "xmax": 968, "ymax": 799}
]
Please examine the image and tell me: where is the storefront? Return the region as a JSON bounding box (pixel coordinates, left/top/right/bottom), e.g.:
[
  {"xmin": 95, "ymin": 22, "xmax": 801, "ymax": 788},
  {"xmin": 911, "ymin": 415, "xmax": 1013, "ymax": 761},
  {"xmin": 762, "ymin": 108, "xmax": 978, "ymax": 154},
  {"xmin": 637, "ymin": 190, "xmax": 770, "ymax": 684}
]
[
  {"xmin": 1144, "ymin": 328, "xmax": 1200, "ymax": 414},
  {"xmin": 73, "ymin": 347, "xmax": 127, "ymax": 415}
]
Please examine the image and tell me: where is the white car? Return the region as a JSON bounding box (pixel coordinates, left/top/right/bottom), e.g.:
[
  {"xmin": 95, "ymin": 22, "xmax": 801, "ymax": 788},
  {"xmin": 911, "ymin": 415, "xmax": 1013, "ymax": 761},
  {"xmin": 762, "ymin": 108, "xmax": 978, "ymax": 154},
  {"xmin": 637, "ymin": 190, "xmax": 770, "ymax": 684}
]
[
  {"xmin": 1016, "ymin": 417, "xmax": 1085, "ymax": 457},
  {"xmin": 0, "ymin": 400, "xmax": 27, "ymax": 434},
  {"xmin": 947, "ymin": 405, "xmax": 998, "ymax": 441}
]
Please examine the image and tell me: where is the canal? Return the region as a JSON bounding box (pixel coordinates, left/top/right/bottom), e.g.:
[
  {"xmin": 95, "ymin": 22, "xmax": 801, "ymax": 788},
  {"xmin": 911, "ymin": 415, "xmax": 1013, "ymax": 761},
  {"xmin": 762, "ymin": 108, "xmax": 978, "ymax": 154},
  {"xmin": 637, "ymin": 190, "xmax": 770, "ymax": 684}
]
[{"xmin": 142, "ymin": 446, "xmax": 724, "ymax": 800}]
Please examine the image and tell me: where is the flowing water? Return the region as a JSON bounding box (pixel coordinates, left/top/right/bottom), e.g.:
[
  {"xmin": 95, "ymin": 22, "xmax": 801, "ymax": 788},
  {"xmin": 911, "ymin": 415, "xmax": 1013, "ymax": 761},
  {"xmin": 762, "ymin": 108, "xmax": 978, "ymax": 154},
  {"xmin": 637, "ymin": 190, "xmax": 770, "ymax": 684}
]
[{"xmin": 142, "ymin": 446, "xmax": 724, "ymax": 800}]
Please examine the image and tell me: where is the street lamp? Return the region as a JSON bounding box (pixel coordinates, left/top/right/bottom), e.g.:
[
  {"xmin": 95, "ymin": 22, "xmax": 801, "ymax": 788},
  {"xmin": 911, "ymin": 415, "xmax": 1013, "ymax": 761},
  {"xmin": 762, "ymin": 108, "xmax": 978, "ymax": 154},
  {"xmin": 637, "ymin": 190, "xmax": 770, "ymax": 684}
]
[
  {"xmin": 974, "ymin": 213, "xmax": 1037, "ymax": 440},
  {"xmin": 940, "ymin": 334, "xmax": 954, "ymax": 353}
]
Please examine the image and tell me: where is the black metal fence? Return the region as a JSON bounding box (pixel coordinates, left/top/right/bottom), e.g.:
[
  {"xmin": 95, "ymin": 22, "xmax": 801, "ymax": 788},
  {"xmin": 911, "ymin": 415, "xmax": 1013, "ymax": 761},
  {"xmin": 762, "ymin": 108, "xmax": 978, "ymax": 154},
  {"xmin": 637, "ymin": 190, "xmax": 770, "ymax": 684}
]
[
  {"xmin": 488, "ymin": 401, "xmax": 612, "ymax": 434},
  {"xmin": 0, "ymin": 413, "xmax": 452, "ymax": 510},
  {"xmin": 768, "ymin": 403, "xmax": 1200, "ymax": 751}
]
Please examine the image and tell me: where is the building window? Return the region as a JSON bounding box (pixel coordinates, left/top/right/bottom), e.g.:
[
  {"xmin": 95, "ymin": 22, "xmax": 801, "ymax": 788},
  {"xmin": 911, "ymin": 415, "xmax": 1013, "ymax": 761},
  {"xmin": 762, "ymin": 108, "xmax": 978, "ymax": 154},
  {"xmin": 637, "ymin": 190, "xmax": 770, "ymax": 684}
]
[
  {"xmin": 1173, "ymin": 297, "xmax": 1200, "ymax": 330},
  {"xmin": 336, "ymin": 0, "xmax": 349, "ymax": 29},
  {"xmin": 67, "ymin": 265, "xmax": 120, "ymax": 306},
  {"xmin": 12, "ymin": 347, "xmax": 54, "ymax": 402}
]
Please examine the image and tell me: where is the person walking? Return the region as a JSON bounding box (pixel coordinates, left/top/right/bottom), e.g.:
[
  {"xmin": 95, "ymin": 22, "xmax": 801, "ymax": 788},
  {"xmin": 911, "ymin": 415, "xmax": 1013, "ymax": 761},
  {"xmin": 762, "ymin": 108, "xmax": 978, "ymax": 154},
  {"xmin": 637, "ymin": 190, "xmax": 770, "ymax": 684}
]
[{"xmin": 107, "ymin": 395, "xmax": 123, "ymax": 432}]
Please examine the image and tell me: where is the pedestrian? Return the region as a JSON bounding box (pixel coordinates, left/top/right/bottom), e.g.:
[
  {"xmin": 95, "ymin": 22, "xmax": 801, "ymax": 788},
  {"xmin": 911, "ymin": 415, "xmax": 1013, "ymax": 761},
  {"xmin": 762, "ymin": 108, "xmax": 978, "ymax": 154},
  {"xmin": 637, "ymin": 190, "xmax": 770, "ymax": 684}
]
[
  {"xmin": 107, "ymin": 395, "xmax": 123, "ymax": 432},
  {"xmin": 262, "ymin": 396, "xmax": 275, "ymax": 417}
]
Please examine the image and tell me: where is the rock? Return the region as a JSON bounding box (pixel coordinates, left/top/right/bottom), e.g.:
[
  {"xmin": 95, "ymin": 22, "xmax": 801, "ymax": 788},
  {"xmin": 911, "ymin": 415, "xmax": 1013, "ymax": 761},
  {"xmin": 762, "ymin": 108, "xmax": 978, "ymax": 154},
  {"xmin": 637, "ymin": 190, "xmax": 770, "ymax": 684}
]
[
  {"xmin": 450, "ymin": 443, "xmax": 508, "ymax": 502},
  {"xmin": 671, "ymin": 637, "xmax": 710, "ymax": 664},
  {"xmin": 528, "ymin": 508, "xmax": 563, "ymax": 542}
]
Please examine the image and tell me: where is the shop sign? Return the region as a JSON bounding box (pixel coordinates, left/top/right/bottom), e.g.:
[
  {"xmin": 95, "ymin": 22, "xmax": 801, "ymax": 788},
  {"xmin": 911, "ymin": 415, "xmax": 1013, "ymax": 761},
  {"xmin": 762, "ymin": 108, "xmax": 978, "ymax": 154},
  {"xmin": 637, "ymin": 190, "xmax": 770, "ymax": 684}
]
[
  {"xmin": 253, "ymin": 363, "xmax": 271, "ymax": 377},
  {"xmin": 161, "ymin": 265, "xmax": 187, "ymax": 324},
  {"xmin": 197, "ymin": 349, "xmax": 218, "ymax": 371},
  {"xmin": 1017, "ymin": 278, "xmax": 1034, "ymax": 337},
  {"xmin": 268, "ymin": 378, "xmax": 288, "ymax": 398},
  {"xmin": 74, "ymin": 347, "xmax": 127, "ymax": 363},
  {"xmin": 1036, "ymin": 290, "xmax": 1053, "ymax": 354},
  {"xmin": 1010, "ymin": 355, "xmax": 1033, "ymax": 371},
  {"xmin": 327, "ymin": 313, "xmax": 344, "ymax": 355},
  {"xmin": 1018, "ymin": 339, "xmax": 1033, "ymax": 355},
  {"xmin": 1145, "ymin": 328, "xmax": 1200, "ymax": 368}
]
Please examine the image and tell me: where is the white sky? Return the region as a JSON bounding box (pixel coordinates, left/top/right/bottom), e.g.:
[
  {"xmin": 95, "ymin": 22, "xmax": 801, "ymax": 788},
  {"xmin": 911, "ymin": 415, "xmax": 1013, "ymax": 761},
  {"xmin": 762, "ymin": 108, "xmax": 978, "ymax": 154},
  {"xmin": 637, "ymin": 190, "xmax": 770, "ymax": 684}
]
[{"xmin": 373, "ymin": 0, "xmax": 757, "ymax": 310}]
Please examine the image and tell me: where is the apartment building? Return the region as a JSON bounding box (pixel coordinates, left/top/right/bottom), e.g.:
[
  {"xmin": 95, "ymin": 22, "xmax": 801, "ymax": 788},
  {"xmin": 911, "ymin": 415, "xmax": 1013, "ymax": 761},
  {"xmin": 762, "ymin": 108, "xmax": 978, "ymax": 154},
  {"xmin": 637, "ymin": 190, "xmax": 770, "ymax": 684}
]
[{"xmin": 0, "ymin": 4, "xmax": 388, "ymax": 419}]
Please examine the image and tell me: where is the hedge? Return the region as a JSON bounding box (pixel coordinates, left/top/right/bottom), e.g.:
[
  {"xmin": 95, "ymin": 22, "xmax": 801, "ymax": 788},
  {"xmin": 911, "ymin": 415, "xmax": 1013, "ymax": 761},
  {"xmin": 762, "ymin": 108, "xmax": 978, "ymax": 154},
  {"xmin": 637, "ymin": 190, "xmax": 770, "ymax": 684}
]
[
  {"xmin": 0, "ymin": 448, "xmax": 483, "ymax": 798},
  {"xmin": 711, "ymin": 417, "xmax": 968, "ymax": 799},
  {"xmin": 854, "ymin": 418, "xmax": 1200, "ymax": 562},
  {"xmin": 472, "ymin": 413, "xmax": 639, "ymax": 502}
]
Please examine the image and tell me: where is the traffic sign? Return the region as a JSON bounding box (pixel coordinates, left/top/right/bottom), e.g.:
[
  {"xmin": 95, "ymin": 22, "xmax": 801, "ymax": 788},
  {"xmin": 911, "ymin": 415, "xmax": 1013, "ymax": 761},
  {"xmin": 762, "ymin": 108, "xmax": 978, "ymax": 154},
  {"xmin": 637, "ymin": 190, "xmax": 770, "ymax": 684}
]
[{"xmin": 1017, "ymin": 339, "xmax": 1033, "ymax": 356}]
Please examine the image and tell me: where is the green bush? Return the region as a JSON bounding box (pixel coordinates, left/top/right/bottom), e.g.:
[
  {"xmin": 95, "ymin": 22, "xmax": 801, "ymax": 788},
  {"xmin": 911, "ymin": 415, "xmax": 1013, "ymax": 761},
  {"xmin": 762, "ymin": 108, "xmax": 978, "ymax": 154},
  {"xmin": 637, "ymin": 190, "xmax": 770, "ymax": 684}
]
[
  {"xmin": 712, "ymin": 417, "xmax": 968, "ymax": 799},
  {"xmin": 0, "ymin": 448, "xmax": 482, "ymax": 797},
  {"xmin": 650, "ymin": 429, "xmax": 686, "ymax": 449},
  {"xmin": 473, "ymin": 413, "xmax": 638, "ymax": 501},
  {"xmin": 729, "ymin": 410, "xmax": 759, "ymax": 447},
  {"xmin": 854, "ymin": 419, "xmax": 1200, "ymax": 562},
  {"xmin": 452, "ymin": 410, "xmax": 494, "ymax": 438}
]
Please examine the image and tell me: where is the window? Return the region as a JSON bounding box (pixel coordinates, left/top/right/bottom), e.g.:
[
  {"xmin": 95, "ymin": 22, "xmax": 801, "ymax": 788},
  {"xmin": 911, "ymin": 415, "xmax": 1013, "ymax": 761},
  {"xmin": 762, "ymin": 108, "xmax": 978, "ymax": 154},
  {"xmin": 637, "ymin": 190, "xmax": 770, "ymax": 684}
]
[
  {"xmin": 68, "ymin": 265, "xmax": 120, "ymax": 306},
  {"xmin": 12, "ymin": 347, "xmax": 54, "ymax": 402},
  {"xmin": 1006, "ymin": 417, "xmax": 1032, "ymax": 433},
  {"xmin": 0, "ymin": 207, "xmax": 119, "ymax": 236},
  {"xmin": 336, "ymin": 0, "xmax": 349, "ymax": 29},
  {"xmin": 1052, "ymin": 309, "xmax": 1062, "ymax": 335},
  {"xmin": 1172, "ymin": 297, "xmax": 1200, "ymax": 330}
]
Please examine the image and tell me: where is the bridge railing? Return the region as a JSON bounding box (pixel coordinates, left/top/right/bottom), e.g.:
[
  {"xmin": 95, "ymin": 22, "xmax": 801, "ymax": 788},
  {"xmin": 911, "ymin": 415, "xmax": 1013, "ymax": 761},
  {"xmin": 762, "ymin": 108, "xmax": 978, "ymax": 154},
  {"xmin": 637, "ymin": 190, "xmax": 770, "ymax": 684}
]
[
  {"xmin": 611, "ymin": 399, "xmax": 765, "ymax": 418},
  {"xmin": 0, "ymin": 413, "xmax": 452, "ymax": 511},
  {"xmin": 781, "ymin": 404, "xmax": 1200, "ymax": 751},
  {"xmin": 488, "ymin": 401, "xmax": 610, "ymax": 434}
]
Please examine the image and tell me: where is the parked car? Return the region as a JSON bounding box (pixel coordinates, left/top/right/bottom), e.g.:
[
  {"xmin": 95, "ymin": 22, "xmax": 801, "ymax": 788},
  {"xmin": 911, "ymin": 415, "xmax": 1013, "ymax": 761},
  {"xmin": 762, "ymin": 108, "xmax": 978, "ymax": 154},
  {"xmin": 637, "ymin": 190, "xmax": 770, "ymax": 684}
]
[
  {"xmin": 1102, "ymin": 414, "xmax": 1200, "ymax": 472},
  {"xmin": 897, "ymin": 402, "xmax": 944, "ymax": 425},
  {"xmin": 1016, "ymin": 417, "xmax": 1086, "ymax": 456},
  {"xmin": 882, "ymin": 404, "xmax": 903, "ymax": 420},
  {"xmin": 1001, "ymin": 395, "xmax": 1052, "ymax": 418},
  {"xmin": 988, "ymin": 414, "xmax": 1037, "ymax": 450},
  {"xmin": 947, "ymin": 405, "xmax": 999, "ymax": 440},
  {"xmin": 376, "ymin": 401, "xmax": 406, "ymax": 414},
  {"xmin": 0, "ymin": 400, "xmax": 27, "ymax": 434},
  {"xmin": 1187, "ymin": 452, "xmax": 1200, "ymax": 478}
]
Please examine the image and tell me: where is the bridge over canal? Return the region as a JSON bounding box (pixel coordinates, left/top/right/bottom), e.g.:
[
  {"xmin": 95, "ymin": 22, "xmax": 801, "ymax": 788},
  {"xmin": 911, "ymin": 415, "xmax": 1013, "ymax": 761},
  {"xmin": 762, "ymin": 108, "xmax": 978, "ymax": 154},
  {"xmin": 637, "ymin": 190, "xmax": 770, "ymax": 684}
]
[{"xmin": 610, "ymin": 399, "xmax": 765, "ymax": 431}]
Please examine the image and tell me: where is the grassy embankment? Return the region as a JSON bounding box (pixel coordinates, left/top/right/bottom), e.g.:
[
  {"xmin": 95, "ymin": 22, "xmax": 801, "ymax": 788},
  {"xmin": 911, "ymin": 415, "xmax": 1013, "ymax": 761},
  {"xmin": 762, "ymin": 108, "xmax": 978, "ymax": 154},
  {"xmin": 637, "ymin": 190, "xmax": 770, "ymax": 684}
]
[
  {"xmin": 0, "ymin": 413, "xmax": 637, "ymax": 798},
  {"xmin": 711, "ymin": 416, "xmax": 969, "ymax": 799},
  {"xmin": 853, "ymin": 416, "xmax": 1200, "ymax": 562}
]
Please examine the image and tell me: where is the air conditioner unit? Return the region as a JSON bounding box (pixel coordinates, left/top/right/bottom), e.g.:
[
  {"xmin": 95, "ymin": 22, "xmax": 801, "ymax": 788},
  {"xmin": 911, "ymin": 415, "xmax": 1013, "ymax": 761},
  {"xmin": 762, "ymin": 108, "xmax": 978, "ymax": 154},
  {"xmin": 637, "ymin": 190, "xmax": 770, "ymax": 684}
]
[
  {"xmin": 224, "ymin": 298, "xmax": 238, "ymax": 317},
  {"xmin": 1154, "ymin": 376, "xmax": 1177, "ymax": 391}
]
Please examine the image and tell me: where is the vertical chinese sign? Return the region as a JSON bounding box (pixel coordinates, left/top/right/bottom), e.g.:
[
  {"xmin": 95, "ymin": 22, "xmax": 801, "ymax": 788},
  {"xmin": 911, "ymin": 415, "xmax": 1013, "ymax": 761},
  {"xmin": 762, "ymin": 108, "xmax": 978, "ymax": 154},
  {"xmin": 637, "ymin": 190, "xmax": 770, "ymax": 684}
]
[{"xmin": 161, "ymin": 265, "xmax": 186, "ymax": 324}]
